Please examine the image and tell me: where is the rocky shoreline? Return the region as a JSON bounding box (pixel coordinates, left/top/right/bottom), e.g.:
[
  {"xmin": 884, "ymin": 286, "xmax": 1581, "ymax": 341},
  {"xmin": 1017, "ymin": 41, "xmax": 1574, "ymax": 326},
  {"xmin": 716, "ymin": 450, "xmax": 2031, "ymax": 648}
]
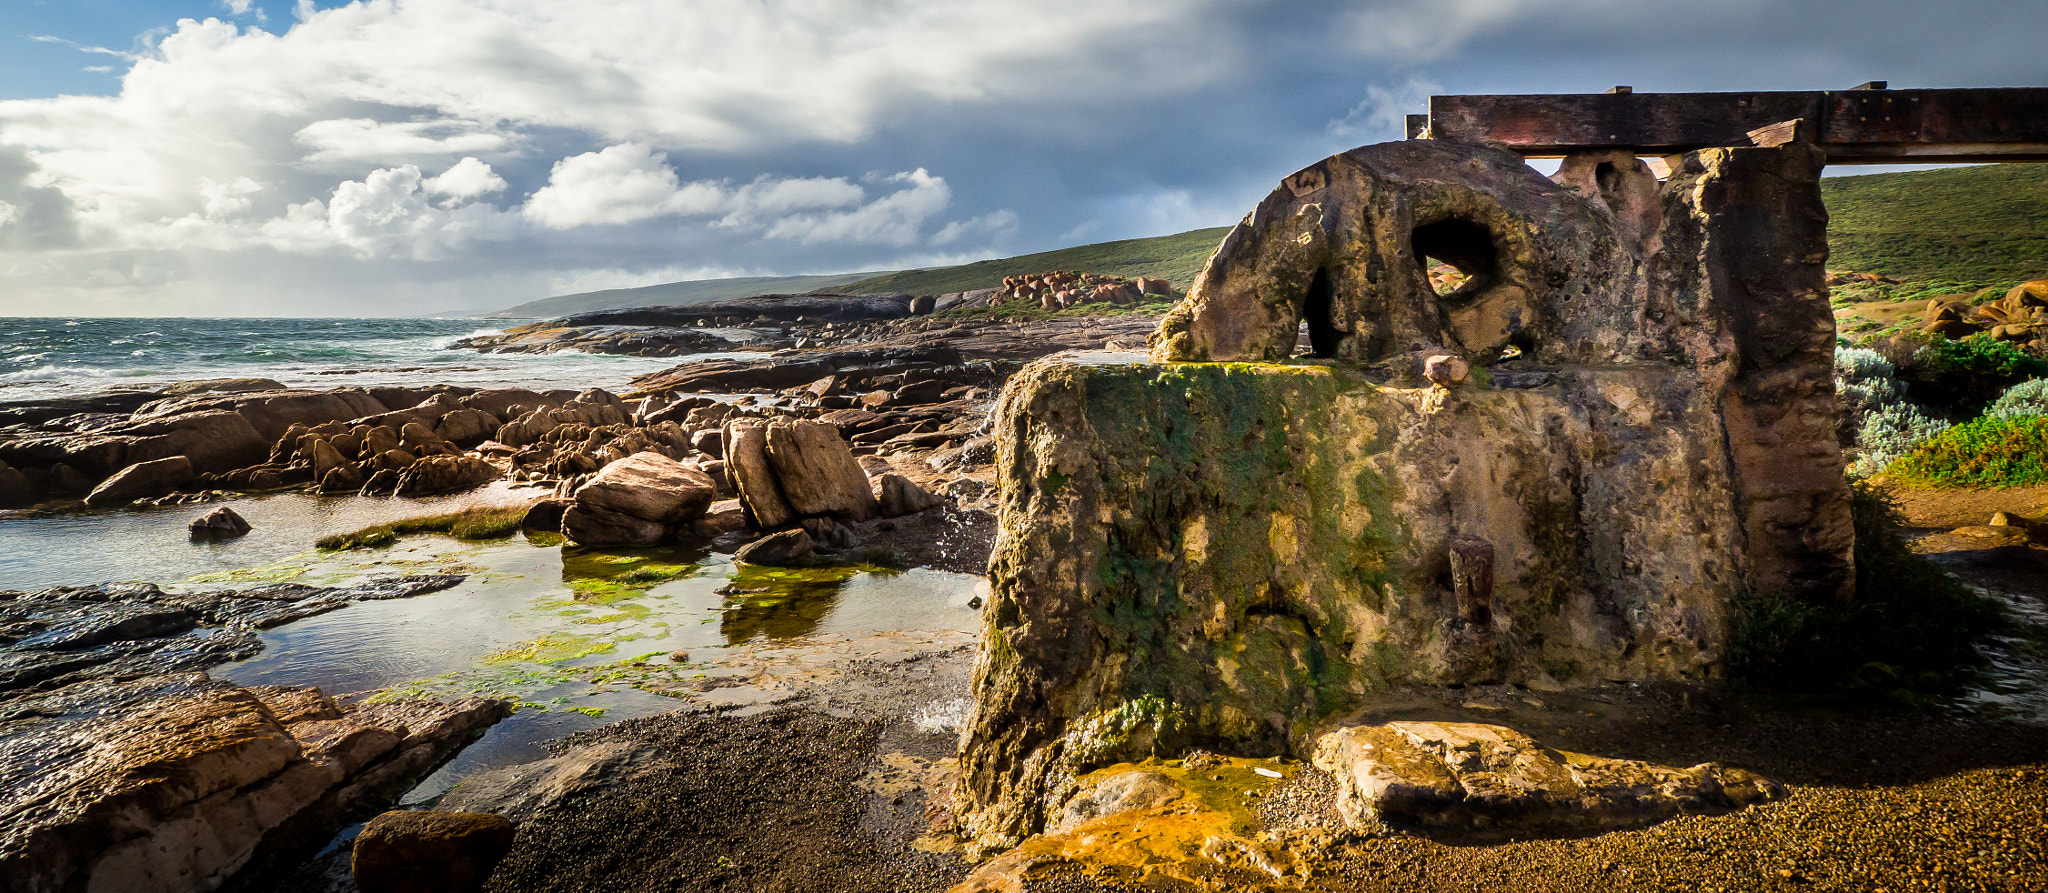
[{"xmin": 1, "ymin": 283, "xmax": 2045, "ymax": 893}]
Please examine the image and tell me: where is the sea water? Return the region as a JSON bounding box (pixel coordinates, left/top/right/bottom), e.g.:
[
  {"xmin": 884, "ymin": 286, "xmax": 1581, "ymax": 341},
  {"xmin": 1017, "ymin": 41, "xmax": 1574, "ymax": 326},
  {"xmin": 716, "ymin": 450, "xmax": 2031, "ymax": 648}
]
[{"xmin": 0, "ymin": 317, "xmax": 682, "ymax": 402}]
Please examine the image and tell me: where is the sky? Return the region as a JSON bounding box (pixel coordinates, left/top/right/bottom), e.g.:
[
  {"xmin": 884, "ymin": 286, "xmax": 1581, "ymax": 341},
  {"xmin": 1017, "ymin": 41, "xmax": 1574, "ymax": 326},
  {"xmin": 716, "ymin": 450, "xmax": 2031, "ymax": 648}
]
[{"xmin": 0, "ymin": 0, "xmax": 2043, "ymax": 317}]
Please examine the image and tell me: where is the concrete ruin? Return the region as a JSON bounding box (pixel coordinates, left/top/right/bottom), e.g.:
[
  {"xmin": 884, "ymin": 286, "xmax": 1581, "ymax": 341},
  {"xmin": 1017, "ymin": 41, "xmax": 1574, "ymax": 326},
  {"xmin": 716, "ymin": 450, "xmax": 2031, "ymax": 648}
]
[{"xmin": 954, "ymin": 127, "xmax": 1861, "ymax": 849}]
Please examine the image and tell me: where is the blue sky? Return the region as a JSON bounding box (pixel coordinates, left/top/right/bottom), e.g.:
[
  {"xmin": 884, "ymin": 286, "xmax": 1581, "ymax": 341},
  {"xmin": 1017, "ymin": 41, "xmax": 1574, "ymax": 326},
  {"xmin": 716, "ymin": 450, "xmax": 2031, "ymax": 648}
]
[{"xmin": 1, "ymin": 0, "xmax": 2044, "ymax": 316}]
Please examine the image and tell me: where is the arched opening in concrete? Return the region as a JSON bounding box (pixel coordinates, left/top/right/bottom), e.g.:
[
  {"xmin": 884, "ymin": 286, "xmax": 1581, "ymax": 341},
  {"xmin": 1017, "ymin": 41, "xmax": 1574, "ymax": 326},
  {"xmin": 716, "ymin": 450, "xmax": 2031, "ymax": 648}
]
[{"xmin": 1412, "ymin": 218, "xmax": 1498, "ymax": 299}]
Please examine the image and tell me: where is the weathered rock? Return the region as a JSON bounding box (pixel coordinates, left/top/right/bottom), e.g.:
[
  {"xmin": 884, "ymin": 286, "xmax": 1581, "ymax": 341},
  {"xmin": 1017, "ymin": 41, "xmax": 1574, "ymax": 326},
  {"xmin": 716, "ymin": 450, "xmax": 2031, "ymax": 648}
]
[
  {"xmin": 765, "ymin": 420, "xmax": 879, "ymax": 521},
  {"xmin": 352, "ymin": 810, "xmax": 515, "ymax": 893},
  {"xmin": 393, "ymin": 455, "xmax": 499, "ymax": 497},
  {"xmin": 734, "ymin": 528, "xmax": 815, "ymax": 566},
  {"xmin": 560, "ymin": 452, "xmax": 717, "ymax": 546},
  {"xmin": 725, "ymin": 421, "xmax": 797, "ymax": 530},
  {"xmin": 800, "ymin": 516, "xmax": 856, "ymax": 550},
  {"xmin": 958, "ymin": 139, "xmax": 1853, "ymax": 850},
  {"xmin": 1312, "ymin": 722, "xmax": 1784, "ymax": 838},
  {"xmin": 84, "ymin": 456, "xmax": 195, "ymax": 507},
  {"xmin": 874, "ymin": 472, "xmax": 942, "ymax": 518},
  {"xmin": 188, "ymin": 505, "xmax": 252, "ymax": 539},
  {"xmin": 0, "ymin": 673, "xmax": 508, "ymax": 893},
  {"xmin": 434, "ymin": 408, "xmax": 501, "ymax": 448}
]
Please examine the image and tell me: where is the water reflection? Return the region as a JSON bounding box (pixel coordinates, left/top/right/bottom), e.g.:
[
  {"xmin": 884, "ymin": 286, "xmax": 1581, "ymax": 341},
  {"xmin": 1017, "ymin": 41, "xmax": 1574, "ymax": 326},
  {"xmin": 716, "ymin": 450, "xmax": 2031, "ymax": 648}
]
[{"xmin": 717, "ymin": 565, "xmax": 863, "ymax": 643}]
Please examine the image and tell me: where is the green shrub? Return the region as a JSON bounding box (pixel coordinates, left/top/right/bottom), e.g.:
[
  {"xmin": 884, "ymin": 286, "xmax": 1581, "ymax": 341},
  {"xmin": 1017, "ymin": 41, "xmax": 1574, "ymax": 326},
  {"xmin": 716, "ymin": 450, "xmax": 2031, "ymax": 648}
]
[
  {"xmin": 1987, "ymin": 378, "xmax": 2048, "ymax": 420},
  {"xmin": 1889, "ymin": 415, "xmax": 2048, "ymax": 488},
  {"xmin": 1887, "ymin": 333, "xmax": 2048, "ymax": 414},
  {"xmin": 1727, "ymin": 483, "xmax": 2006, "ymax": 698},
  {"xmin": 317, "ymin": 505, "xmax": 528, "ymax": 550}
]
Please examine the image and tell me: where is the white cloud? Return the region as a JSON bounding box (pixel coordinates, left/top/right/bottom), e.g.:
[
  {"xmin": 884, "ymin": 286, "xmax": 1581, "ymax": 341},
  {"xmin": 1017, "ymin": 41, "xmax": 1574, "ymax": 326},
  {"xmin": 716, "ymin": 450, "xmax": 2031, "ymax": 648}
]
[
  {"xmin": 424, "ymin": 157, "xmax": 508, "ymax": 200},
  {"xmin": 0, "ymin": 201, "xmax": 19, "ymax": 229},
  {"xmin": 221, "ymin": 0, "xmax": 266, "ymax": 20},
  {"xmin": 523, "ymin": 143, "xmax": 704, "ymax": 229},
  {"xmin": 295, "ymin": 118, "xmax": 517, "ymax": 165},
  {"xmin": 1328, "ymin": 76, "xmax": 1443, "ymax": 141},
  {"xmin": 259, "ymin": 164, "xmax": 518, "ymax": 259}
]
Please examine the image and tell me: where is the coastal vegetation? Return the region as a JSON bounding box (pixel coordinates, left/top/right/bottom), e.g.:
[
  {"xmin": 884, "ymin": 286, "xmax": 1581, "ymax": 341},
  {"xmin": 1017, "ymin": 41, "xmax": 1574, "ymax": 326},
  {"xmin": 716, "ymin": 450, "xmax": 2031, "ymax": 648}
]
[
  {"xmin": 844, "ymin": 227, "xmax": 1231, "ymax": 295},
  {"xmin": 315, "ymin": 505, "xmax": 529, "ymax": 550}
]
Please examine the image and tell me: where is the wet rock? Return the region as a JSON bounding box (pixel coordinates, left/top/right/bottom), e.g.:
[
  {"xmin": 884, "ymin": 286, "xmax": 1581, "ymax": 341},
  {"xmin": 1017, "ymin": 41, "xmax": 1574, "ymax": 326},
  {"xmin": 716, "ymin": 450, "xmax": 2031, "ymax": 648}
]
[
  {"xmin": 188, "ymin": 505, "xmax": 253, "ymax": 539},
  {"xmin": 1051, "ymin": 770, "xmax": 1185, "ymax": 833},
  {"xmin": 561, "ymin": 451, "xmax": 718, "ymax": 547},
  {"xmin": 734, "ymin": 528, "xmax": 815, "ymax": 566},
  {"xmin": 521, "ymin": 497, "xmax": 572, "ymax": 533},
  {"xmin": 1312, "ymin": 721, "xmax": 1784, "ymax": 838},
  {"xmin": 801, "ymin": 516, "xmax": 857, "ymax": 550},
  {"xmin": 83, "ymin": 455, "xmax": 195, "ymax": 507},
  {"xmin": 352, "ymin": 810, "xmax": 515, "ymax": 893},
  {"xmin": 766, "ymin": 420, "xmax": 879, "ymax": 522},
  {"xmin": 0, "ymin": 460, "xmax": 35, "ymax": 506},
  {"xmin": 438, "ymin": 740, "xmax": 657, "ymax": 821},
  {"xmin": 874, "ymin": 473, "xmax": 942, "ymax": 518},
  {"xmin": 0, "ymin": 674, "xmax": 509, "ymax": 893},
  {"xmin": 394, "ymin": 455, "xmax": 500, "ymax": 497}
]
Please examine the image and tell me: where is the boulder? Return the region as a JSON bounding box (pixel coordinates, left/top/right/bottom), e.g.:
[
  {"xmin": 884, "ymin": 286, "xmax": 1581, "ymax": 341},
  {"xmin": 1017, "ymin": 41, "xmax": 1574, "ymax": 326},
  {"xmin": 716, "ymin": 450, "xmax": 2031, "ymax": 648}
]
[
  {"xmin": 188, "ymin": 506, "xmax": 253, "ymax": 539},
  {"xmin": 351, "ymin": 810, "xmax": 516, "ymax": 893},
  {"xmin": 393, "ymin": 455, "xmax": 499, "ymax": 497},
  {"xmin": 1312, "ymin": 722, "xmax": 1784, "ymax": 838},
  {"xmin": 725, "ymin": 421, "xmax": 798, "ymax": 530},
  {"xmin": 434, "ymin": 408, "xmax": 501, "ymax": 448},
  {"xmin": 521, "ymin": 498, "xmax": 572, "ymax": 533},
  {"xmin": 765, "ymin": 421, "xmax": 879, "ymax": 521},
  {"xmin": 84, "ymin": 456, "xmax": 195, "ymax": 507},
  {"xmin": 734, "ymin": 528, "xmax": 814, "ymax": 566},
  {"xmin": 874, "ymin": 473, "xmax": 942, "ymax": 518},
  {"xmin": 800, "ymin": 516, "xmax": 856, "ymax": 550},
  {"xmin": 560, "ymin": 452, "xmax": 717, "ymax": 547},
  {"xmin": 0, "ymin": 460, "xmax": 35, "ymax": 506}
]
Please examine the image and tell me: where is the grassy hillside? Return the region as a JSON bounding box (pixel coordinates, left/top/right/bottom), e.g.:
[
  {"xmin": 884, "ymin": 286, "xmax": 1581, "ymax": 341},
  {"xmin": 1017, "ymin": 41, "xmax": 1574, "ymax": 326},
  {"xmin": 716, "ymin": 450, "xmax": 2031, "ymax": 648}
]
[
  {"xmin": 1823, "ymin": 164, "xmax": 2048, "ymax": 284},
  {"xmin": 490, "ymin": 271, "xmax": 888, "ymax": 318},
  {"xmin": 843, "ymin": 227, "xmax": 1233, "ymax": 296}
]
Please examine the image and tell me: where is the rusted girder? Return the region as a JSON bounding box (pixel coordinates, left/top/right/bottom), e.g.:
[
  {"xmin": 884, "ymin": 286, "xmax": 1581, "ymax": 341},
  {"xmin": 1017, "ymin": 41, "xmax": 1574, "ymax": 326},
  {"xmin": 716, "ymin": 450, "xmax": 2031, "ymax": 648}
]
[{"xmin": 1422, "ymin": 86, "xmax": 2048, "ymax": 164}]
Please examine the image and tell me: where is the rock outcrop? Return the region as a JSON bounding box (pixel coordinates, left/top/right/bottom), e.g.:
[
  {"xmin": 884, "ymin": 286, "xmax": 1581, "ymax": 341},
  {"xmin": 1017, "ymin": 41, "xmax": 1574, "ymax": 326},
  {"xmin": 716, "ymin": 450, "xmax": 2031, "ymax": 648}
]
[
  {"xmin": 84, "ymin": 456, "xmax": 196, "ymax": 507},
  {"xmin": 1919, "ymin": 279, "xmax": 2048, "ymax": 348},
  {"xmin": 1313, "ymin": 721, "xmax": 1785, "ymax": 838},
  {"xmin": 352, "ymin": 810, "xmax": 516, "ymax": 893},
  {"xmin": 560, "ymin": 451, "xmax": 718, "ymax": 546},
  {"xmin": 957, "ymin": 138, "xmax": 1854, "ymax": 849},
  {"xmin": 0, "ymin": 674, "xmax": 507, "ymax": 893}
]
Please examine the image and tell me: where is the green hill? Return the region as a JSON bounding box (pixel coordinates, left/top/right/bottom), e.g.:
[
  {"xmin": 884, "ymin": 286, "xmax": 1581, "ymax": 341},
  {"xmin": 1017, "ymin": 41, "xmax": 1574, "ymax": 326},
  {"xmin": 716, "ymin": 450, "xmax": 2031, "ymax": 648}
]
[
  {"xmin": 843, "ymin": 227, "xmax": 1233, "ymax": 296},
  {"xmin": 1823, "ymin": 164, "xmax": 2048, "ymax": 284},
  {"xmin": 488, "ymin": 272, "xmax": 888, "ymax": 319}
]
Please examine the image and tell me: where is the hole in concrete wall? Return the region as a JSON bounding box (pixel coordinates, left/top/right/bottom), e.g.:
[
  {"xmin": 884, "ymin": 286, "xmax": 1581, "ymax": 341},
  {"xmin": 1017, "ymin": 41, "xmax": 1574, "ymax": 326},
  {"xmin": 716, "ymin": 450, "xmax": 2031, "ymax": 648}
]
[
  {"xmin": 1300, "ymin": 266, "xmax": 1342, "ymax": 358},
  {"xmin": 1412, "ymin": 218, "xmax": 1498, "ymax": 299}
]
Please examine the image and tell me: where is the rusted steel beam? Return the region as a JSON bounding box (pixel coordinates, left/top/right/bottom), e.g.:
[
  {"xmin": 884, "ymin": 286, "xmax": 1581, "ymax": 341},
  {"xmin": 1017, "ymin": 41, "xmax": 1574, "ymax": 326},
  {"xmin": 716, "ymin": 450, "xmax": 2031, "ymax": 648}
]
[{"xmin": 1425, "ymin": 87, "xmax": 2048, "ymax": 163}]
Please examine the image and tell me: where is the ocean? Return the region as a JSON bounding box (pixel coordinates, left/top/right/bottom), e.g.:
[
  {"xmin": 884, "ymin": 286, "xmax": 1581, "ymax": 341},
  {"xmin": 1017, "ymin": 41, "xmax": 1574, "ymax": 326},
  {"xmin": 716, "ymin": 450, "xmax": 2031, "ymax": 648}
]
[{"xmin": 0, "ymin": 317, "xmax": 688, "ymax": 403}]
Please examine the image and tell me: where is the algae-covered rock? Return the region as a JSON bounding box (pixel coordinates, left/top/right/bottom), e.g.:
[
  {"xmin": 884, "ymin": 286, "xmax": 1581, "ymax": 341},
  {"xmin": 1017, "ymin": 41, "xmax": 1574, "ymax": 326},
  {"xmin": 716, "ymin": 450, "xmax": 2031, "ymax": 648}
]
[{"xmin": 956, "ymin": 138, "xmax": 1853, "ymax": 852}]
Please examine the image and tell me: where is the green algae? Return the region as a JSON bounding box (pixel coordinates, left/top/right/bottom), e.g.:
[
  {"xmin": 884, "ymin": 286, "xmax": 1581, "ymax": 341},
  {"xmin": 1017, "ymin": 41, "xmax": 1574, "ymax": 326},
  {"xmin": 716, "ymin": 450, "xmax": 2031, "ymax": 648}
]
[
  {"xmin": 718, "ymin": 564, "xmax": 873, "ymax": 643},
  {"xmin": 560, "ymin": 547, "xmax": 705, "ymax": 603},
  {"xmin": 482, "ymin": 632, "xmax": 617, "ymax": 665}
]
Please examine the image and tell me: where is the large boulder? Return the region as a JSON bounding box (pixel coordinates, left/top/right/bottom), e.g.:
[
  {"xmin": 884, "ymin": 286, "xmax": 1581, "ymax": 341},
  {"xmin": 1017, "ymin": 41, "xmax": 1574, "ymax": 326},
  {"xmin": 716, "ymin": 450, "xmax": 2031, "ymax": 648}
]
[
  {"xmin": 560, "ymin": 451, "xmax": 717, "ymax": 547},
  {"xmin": 352, "ymin": 810, "xmax": 515, "ymax": 893},
  {"xmin": 84, "ymin": 456, "xmax": 194, "ymax": 507},
  {"xmin": 765, "ymin": 420, "xmax": 878, "ymax": 521},
  {"xmin": 725, "ymin": 420, "xmax": 797, "ymax": 530},
  {"xmin": 1313, "ymin": 722, "xmax": 1784, "ymax": 838}
]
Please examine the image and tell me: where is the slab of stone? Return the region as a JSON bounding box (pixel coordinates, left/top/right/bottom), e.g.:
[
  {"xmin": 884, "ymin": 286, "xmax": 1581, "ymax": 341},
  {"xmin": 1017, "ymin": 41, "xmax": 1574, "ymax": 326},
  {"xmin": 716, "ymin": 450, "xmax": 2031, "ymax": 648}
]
[
  {"xmin": 1312, "ymin": 721, "xmax": 1785, "ymax": 838},
  {"xmin": 352, "ymin": 810, "xmax": 515, "ymax": 893},
  {"xmin": 765, "ymin": 420, "xmax": 878, "ymax": 521}
]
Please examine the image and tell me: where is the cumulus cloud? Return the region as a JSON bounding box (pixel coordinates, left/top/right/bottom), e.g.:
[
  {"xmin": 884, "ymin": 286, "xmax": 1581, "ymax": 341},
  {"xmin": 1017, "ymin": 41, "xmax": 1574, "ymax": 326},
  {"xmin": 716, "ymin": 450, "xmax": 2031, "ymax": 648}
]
[{"xmin": 424, "ymin": 158, "xmax": 509, "ymax": 201}]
